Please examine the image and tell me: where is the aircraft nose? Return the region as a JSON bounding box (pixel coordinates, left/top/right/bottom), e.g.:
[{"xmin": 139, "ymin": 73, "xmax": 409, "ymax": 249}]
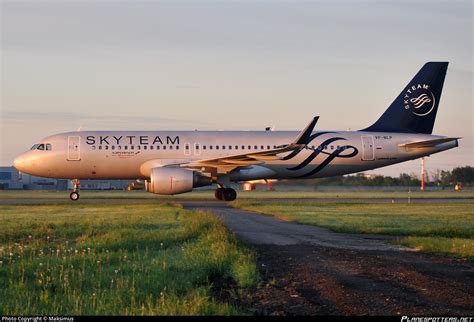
[{"xmin": 13, "ymin": 154, "xmax": 26, "ymax": 172}]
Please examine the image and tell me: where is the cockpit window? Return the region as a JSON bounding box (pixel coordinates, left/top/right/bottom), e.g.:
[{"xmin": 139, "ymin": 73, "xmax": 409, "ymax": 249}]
[
  {"xmin": 30, "ymin": 144, "xmax": 40, "ymax": 150},
  {"xmin": 46, "ymin": 144, "xmax": 52, "ymax": 151},
  {"xmin": 37, "ymin": 144, "xmax": 45, "ymax": 150}
]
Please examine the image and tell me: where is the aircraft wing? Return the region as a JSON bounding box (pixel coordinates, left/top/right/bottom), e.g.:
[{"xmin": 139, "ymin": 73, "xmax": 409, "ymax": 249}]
[
  {"xmin": 398, "ymin": 137, "xmax": 460, "ymax": 148},
  {"xmin": 174, "ymin": 116, "xmax": 319, "ymax": 173}
]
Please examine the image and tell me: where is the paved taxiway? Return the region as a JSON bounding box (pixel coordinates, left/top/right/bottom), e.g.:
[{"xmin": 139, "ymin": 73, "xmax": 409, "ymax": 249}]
[{"xmin": 182, "ymin": 201, "xmax": 402, "ymax": 251}]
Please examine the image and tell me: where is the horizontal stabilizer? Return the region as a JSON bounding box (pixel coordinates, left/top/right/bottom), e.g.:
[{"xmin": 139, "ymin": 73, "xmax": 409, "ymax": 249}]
[{"xmin": 399, "ymin": 137, "xmax": 460, "ymax": 148}]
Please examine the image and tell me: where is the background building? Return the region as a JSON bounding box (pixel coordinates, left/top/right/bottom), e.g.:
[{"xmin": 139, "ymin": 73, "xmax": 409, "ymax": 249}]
[{"xmin": 0, "ymin": 166, "xmax": 134, "ymax": 190}]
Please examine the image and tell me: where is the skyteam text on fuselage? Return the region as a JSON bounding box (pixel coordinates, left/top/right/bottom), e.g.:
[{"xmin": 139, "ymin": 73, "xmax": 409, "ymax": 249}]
[{"xmin": 14, "ymin": 62, "xmax": 459, "ymax": 201}]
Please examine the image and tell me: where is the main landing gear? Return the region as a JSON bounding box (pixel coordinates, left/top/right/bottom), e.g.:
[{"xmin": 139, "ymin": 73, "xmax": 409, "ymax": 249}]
[
  {"xmin": 215, "ymin": 187, "xmax": 237, "ymax": 201},
  {"xmin": 70, "ymin": 179, "xmax": 80, "ymax": 201}
]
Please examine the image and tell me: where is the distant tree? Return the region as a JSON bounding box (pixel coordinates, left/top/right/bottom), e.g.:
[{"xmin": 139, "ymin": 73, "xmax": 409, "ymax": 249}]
[
  {"xmin": 399, "ymin": 173, "xmax": 411, "ymax": 186},
  {"xmin": 383, "ymin": 176, "xmax": 397, "ymax": 186},
  {"xmin": 281, "ymin": 167, "xmax": 473, "ymax": 187},
  {"xmin": 451, "ymin": 166, "xmax": 474, "ymax": 183},
  {"xmin": 439, "ymin": 170, "xmax": 452, "ymax": 186}
]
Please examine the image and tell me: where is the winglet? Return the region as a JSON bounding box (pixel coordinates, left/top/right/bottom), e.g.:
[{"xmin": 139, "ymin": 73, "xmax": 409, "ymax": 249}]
[{"xmin": 292, "ymin": 116, "xmax": 319, "ymax": 145}]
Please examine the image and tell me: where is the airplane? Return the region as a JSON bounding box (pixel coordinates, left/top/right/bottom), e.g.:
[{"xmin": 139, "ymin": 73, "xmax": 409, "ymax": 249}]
[{"xmin": 13, "ymin": 62, "xmax": 459, "ymax": 201}]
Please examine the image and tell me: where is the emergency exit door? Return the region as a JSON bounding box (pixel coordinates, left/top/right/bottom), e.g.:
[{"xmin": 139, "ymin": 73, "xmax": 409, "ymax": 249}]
[
  {"xmin": 361, "ymin": 136, "xmax": 375, "ymax": 161},
  {"xmin": 67, "ymin": 136, "xmax": 81, "ymax": 161}
]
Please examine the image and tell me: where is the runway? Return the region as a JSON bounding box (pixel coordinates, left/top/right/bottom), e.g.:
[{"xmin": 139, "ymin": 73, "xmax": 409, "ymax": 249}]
[{"xmin": 0, "ymin": 197, "xmax": 472, "ymax": 205}]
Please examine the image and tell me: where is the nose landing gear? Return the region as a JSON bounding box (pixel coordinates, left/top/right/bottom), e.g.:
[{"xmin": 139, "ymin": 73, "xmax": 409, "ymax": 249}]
[
  {"xmin": 70, "ymin": 179, "xmax": 80, "ymax": 201},
  {"xmin": 214, "ymin": 187, "xmax": 237, "ymax": 201}
]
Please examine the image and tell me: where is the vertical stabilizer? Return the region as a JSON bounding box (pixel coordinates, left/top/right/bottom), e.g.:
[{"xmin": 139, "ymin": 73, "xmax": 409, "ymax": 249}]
[{"xmin": 363, "ymin": 62, "xmax": 448, "ymax": 134}]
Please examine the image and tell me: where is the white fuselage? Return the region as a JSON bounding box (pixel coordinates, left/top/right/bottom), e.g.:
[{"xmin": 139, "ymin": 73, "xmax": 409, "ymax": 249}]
[{"xmin": 13, "ymin": 130, "xmax": 458, "ymax": 182}]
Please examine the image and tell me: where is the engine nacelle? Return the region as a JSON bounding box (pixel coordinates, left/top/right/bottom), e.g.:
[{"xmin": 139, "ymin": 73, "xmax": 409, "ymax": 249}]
[{"xmin": 146, "ymin": 167, "xmax": 212, "ymax": 195}]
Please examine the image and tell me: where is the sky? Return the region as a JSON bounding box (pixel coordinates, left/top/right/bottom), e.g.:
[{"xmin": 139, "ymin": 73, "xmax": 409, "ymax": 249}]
[{"xmin": 1, "ymin": 0, "xmax": 472, "ymax": 177}]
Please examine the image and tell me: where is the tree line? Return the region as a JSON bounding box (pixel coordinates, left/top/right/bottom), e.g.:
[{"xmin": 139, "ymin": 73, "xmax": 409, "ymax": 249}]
[{"xmin": 281, "ymin": 166, "xmax": 474, "ymax": 187}]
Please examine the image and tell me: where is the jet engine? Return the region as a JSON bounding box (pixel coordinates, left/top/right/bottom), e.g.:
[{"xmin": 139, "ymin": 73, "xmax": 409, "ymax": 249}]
[{"xmin": 145, "ymin": 167, "xmax": 212, "ymax": 195}]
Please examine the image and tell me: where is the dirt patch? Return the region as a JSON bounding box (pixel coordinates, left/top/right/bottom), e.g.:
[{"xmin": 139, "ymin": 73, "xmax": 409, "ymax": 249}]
[{"xmin": 237, "ymin": 244, "xmax": 474, "ymax": 316}]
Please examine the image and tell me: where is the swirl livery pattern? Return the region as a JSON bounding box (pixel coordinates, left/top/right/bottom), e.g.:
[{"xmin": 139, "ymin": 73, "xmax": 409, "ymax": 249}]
[{"xmin": 284, "ymin": 132, "xmax": 358, "ymax": 178}]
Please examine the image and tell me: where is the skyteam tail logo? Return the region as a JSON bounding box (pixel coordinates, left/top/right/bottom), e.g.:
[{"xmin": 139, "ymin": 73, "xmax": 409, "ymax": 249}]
[{"xmin": 404, "ymin": 83, "xmax": 436, "ymax": 116}]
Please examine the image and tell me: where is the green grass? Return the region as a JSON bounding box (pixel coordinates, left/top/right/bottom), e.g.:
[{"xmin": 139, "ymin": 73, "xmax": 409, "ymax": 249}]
[
  {"xmin": 397, "ymin": 237, "xmax": 474, "ymax": 258},
  {"xmin": 0, "ymin": 202, "xmax": 259, "ymax": 315},
  {"xmin": 0, "ymin": 189, "xmax": 473, "ymax": 200},
  {"xmin": 231, "ymin": 201, "xmax": 474, "ymax": 259}
]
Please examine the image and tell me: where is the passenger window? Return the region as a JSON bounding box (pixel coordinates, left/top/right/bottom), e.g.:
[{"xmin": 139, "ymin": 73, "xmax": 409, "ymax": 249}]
[
  {"xmin": 209, "ymin": 145, "xmax": 213, "ymax": 150},
  {"xmin": 157, "ymin": 146, "xmax": 160, "ymax": 150},
  {"xmin": 235, "ymin": 145, "xmax": 238, "ymax": 150},
  {"xmin": 130, "ymin": 146, "xmax": 134, "ymax": 150},
  {"xmin": 248, "ymin": 145, "xmax": 251, "ymax": 150},
  {"xmin": 150, "ymin": 146, "xmax": 153, "ymax": 150},
  {"xmin": 176, "ymin": 146, "xmax": 180, "ymax": 150},
  {"xmin": 222, "ymin": 145, "xmax": 226, "ymax": 150},
  {"xmin": 143, "ymin": 145, "xmax": 147, "ymax": 150},
  {"xmin": 254, "ymin": 145, "xmax": 258, "ymax": 150},
  {"xmin": 261, "ymin": 145, "xmax": 264, "ymax": 149},
  {"xmin": 124, "ymin": 146, "xmax": 128, "ymax": 150},
  {"xmin": 163, "ymin": 146, "xmax": 166, "ymax": 150},
  {"xmin": 112, "ymin": 146, "xmax": 115, "ymax": 150},
  {"xmin": 203, "ymin": 145, "xmax": 207, "ymax": 150},
  {"xmin": 229, "ymin": 145, "xmax": 232, "ymax": 150},
  {"xmin": 241, "ymin": 145, "xmax": 245, "ymax": 150},
  {"xmin": 216, "ymin": 146, "xmax": 219, "ymax": 150}
]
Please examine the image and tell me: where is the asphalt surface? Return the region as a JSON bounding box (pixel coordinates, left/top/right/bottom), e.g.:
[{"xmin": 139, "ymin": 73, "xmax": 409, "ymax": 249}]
[{"xmin": 182, "ymin": 201, "xmax": 402, "ymax": 251}]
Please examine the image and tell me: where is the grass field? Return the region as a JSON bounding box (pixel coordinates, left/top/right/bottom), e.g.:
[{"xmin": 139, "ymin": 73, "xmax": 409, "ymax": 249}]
[
  {"xmin": 0, "ymin": 202, "xmax": 259, "ymax": 315},
  {"xmin": 1, "ymin": 189, "xmax": 473, "ymax": 200},
  {"xmin": 231, "ymin": 201, "xmax": 474, "ymax": 259}
]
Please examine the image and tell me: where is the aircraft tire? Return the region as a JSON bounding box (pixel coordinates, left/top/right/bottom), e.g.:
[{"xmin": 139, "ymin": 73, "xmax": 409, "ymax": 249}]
[
  {"xmin": 70, "ymin": 192, "xmax": 80, "ymax": 201},
  {"xmin": 223, "ymin": 188, "xmax": 237, "ymax": 201},
  {"xmin": 215, "ymin": 188, "xmax": 225, "ymax": 200}
]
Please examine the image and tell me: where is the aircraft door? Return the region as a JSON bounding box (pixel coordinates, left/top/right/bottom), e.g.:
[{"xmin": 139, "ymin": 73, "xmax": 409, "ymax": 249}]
[
  {"xmin": 361, "ymin": 136, "xmax": 375, "ymax": 161},
  {"xmin": 67, "ymin": 136, "xmax": 81, "ymax": 161}
]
